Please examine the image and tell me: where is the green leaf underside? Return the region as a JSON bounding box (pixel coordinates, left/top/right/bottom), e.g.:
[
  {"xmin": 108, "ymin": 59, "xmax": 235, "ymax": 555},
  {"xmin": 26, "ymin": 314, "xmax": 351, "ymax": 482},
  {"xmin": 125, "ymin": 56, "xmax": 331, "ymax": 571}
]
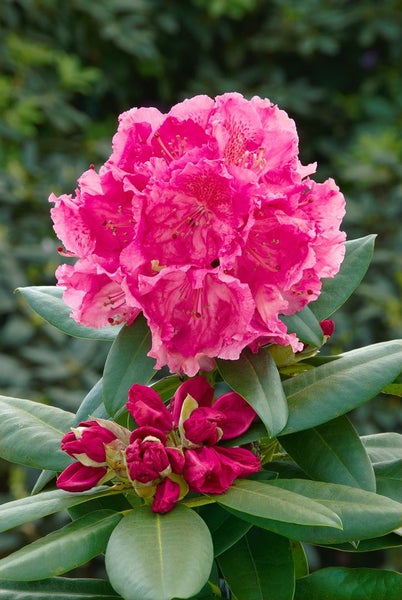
[
  {"xmin": 17, "ymin": 286, "xmax": 121, "ymax": 340},
  {"xmin": 280, "ymin": 305, "xmax": 323, "ymax": 347},
  {"xmin": 103, "ymin": 315, "xmax": 155, "ymax": 418},
  {"xmin": 217, "ymin": 347, "xmax": 288, "ymax": 438},
  {"xmin": 0, "ymin": 395, "xmax": 74, "ymax": 471},
  {"xmin": 309, "ymin": 235, "xmax": 376, "ymax": 321},
  {"xmin": 218, "ymin": 528, "xmax": 295, "ymax": 600},
  {"xmin": 105, "ymin": 505, "xmax": 214, "ymax": 600},
  {"xmin": 294, "ymin": 567, "xmax": 402, "ymax": 600},
  {"xmin": 281, "ymin": 340, "xmax": 402, "ymax": 435},
  {"xmin": 0, "ymin": 578, "xmax": 121, "ymax": 599},
  {"xmin": 249, "ymin": 479, "xmax": 402, "ymax": 544},
  {"xmin": 280, "ymin": 415, "xmax": 376, "ymax": 492},
  {"xmin": 211, "ymin": 479, "xmax": 342, "ymax": 529},
  {"xmin": 0, "ymin": 510, "xmax": 121, "ymax": 580},
  {"xmin": 0, "ymin": 486, "xmax": 114, "ymax": 535}
]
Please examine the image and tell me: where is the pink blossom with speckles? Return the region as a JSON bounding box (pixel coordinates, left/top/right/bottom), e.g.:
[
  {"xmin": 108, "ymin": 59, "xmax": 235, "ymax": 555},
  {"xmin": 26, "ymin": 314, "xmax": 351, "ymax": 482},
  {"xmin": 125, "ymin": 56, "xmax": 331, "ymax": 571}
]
[{"xmin": 50, "ymin": 92, "xmax": 345, "ymax": 375}]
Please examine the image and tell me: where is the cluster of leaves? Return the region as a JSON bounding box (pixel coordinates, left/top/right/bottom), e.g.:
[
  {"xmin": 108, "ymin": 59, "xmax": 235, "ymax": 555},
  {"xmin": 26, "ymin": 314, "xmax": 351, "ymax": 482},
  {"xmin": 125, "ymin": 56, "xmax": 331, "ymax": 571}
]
[{"xmin": 0, "ymin": 236, "xmax": 400, "ymax": 599}]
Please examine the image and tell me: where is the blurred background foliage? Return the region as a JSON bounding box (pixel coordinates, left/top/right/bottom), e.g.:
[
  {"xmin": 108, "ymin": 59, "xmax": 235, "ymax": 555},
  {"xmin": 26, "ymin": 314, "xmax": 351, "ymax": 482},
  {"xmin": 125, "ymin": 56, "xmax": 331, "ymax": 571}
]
[{"xmin": 0, "ymin": 0, "xmax": 401, "ymax": 557}]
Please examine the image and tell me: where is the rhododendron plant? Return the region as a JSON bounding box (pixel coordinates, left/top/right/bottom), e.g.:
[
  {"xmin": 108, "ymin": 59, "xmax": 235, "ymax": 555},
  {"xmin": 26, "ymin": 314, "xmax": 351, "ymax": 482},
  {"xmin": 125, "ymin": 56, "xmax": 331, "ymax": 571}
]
[
  {"xmin": 50, "ymin": 92, "xmax": 346, "ymax": 375},
  {"xmin": 0, "ymin": 93, "xmax": 400, "ymax": 600}
]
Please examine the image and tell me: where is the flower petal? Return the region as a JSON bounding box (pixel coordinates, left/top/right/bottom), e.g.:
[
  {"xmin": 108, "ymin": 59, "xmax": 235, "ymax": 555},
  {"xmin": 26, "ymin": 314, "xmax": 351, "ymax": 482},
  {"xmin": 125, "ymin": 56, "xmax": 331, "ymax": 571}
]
[
  {"xmin": 170, "ymin": 375, "xmax": 215, "ymax": 426},
  {"xmin": 56, "ymin": 462, "xmax": 107, "ymax": 492},
  {"xmin": 127, "ymin": 384, "xmax": 173, "ymax": 431},
  {"xmin": 152, "ymin": 478, "xmax": 181, "ymax": 513},
  {"xmin": 212, "ymin": 392, "xmax": 257, "ymax": 440}
]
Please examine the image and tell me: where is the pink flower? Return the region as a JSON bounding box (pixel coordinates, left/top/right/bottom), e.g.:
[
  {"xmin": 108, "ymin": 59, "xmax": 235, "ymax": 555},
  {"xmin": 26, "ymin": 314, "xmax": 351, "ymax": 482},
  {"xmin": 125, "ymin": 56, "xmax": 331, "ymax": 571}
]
[
  {"xmin": 57, "ymin": 377, "xmax": 260, "ymax": 511},
  {"xmin": 51, "ymin": 93, "xmax": 345, "ymax": 375},
  {"xmin": 126, "ymin": 376, "xmax": 260, "ymax": 508},
  {"xmin": 125, "ymin": 426, "xmax": 185, "ymax": 484},
  {"xmin": 56, "ymin": 420, "xmax": 119, "ymax": 492},
  {"xmin": 183, "ymin": 446, "xmax": 261, "ymax": 494}
]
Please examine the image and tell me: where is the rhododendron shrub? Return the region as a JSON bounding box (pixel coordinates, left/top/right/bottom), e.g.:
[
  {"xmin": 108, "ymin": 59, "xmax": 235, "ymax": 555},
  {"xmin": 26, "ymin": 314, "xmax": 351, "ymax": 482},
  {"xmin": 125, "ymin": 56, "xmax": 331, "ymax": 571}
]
[
  {"xmin": 0, "ymin": 94, "xmax": 400, "ymax": 600},
  {"xmin": 50, "ymin": 93, "xmax": 346, "ymax": 375}
]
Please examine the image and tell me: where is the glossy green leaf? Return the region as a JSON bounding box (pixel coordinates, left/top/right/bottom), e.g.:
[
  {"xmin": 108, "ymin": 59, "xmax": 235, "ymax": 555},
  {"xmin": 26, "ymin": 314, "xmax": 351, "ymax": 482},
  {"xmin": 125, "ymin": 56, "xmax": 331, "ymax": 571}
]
[
  {"xmin": 199, "ymin": 504, "xmax": 252, "ymax": 557},
  {"xmin": 212, "ymin": 479, "xmax": 342, "ymax": 529},
  {"xmin": 294, "ymin": 567, "xmax": 402, "ymax": 600},
  {"xmin": 374, "ymin": 460, "xmax": 402, "ymax": 502},
  {"xmin": 150, "ymin": 375, "xmax": 183, "ymax": 402},
  {"xmin": 0, "ymin": 486, "xmax": 114, "ymax": 534},
  {"xmin": 291, "ymin": 541, "xmax": 309, "ymax": 579},
  {"xmin": 361, "ymin": 432, "xmax": 402, "ymax": 465},
  {"xmin": 0, "ymin": 510, "xmax": 121, "ymax": 580},
  {"xmin": 309, "ymin": 235, "xmax": 376, "ymax": 320},
  {"xmin": 0, "ymin": 395, "xmax": 74, "ymax": 470},
  {"xmin": 263, "ymin": 479, "xmax": 402, "ymax": 544},
  {"xmin": 217, "ymin": 347, "xmax": 288, "ymax": 438},
  {"xmin": 17, "ymin": 286, "xmax": 121, "ymax": 340},
  {"xmin": 75, "ymin": 378, "xmax": 108, "ymax": 423},
  {"xmin": 321, "ymin": 532, "xmax": 402, "ymax": 553},
  {"xmin": 31, "ymin": 470, "xmax": 56, "ymax": 495},
  {"xmin": 280, "ymin": 305, "xmax": 323, "ymax": 347},
  {"xmin": 280, "ymin": 340, "xmax": 402, "ymax": 435},
  {"xmin": 218, "ymin": 528, "xmax": 295, "ymax": 600},
  {"xmin": 280, "ymin": 415, "xmax": 376, "ymax": 491},
  {"xmin": 105, "ymin": 505, "xmax": 214, "ymax": 600},
  {"xmin": 103, "ymin": 315, "xmax": 155, "ymax": 417},
  {"xmin": 0, "ymin": 577, "xmax": 121, "ymax": 599}
]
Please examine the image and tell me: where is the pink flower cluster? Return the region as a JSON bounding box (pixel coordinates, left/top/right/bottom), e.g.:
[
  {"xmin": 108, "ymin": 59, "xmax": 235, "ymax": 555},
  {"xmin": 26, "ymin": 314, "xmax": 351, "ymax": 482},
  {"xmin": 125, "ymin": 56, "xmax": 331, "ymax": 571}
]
[
  {"xmin": 50, "ymin": 93, "xmax": 346, "ymax": 375},
  {"xmin": 57, "ymin": 377, "xmax": 260, "ymax": 513}
]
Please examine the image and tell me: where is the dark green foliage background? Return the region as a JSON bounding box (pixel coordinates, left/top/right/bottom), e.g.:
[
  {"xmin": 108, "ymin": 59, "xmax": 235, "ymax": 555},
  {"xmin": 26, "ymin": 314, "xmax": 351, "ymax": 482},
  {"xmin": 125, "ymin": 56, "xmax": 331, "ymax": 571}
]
[{"xmin": 0, "ymin": 0, "xmax": 401, "ymax": 514}]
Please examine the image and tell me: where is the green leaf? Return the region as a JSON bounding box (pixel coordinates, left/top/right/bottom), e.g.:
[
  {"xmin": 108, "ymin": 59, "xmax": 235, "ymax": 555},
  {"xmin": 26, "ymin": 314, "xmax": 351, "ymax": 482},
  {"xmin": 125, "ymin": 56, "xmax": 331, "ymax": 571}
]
[
  {"xmin": 150, "ymin": 375, "xmax": 183, "ymax": 402},
  {"xmin": 320, "ymin": 532, "xmax": 402, "ymax": 553},
  {"xmin": 361, "ymin": 432, "xmax": 402, "ymax": 465},
  {"xmin": 75, "ymin": 378, "xmax": 108, "ymax": 423},
  {"xmin": 280, "ymin": 305, "xmax": 323, "ymax": 347},
  {"xmin": 309, "ymin": 235, "xmax": 376, "ymax": 320},
  {"xmin": 217, "ymin": 347, "xmax": 288, "ymax": 438},
  {"xmin": 17, "ymin": 286, "xmax": 121, "ymax": 340},
  {"xmin": 218, "ymin": 528, "xmax": 295, "ymax": 600},
  {"xmin": 294, "ymin": 567, "xmax": 402, "ymax": 600},
  {"xmin": 280, "ymin": 415, "xmax": 376, "ymax": 491},
  {"xmin": 105, "ymin": 505, "xmax": 214, "ymax": 600},
  {"xmin": 103, "ymin": 315, "xmax": 155, "ymax": 418},
  {"xmin": 373, "ymin": 460, "xmax": 402, "ymax": 502},
  {"xmin": 263, "ymin": 479, "xmax": 402, "ymax": 544},
  {"xmin": 0, "ymin": 510, "xmax": 121, "ymax": 580},
  {"xmin": 31, "ymin": 470, "xmax": 56, "ymax": 494},
  {"xmin": 212, "ymin": 479, "xmax": 342, "ymax": 530},
  {"xmin": 0, "ymin": 395, "xmax": 74, "ymax": 471},
  {"xmin": 0, "ymin": 486, "xmax": 114, "ymax": 534},
  {"xmin": 0, "ymin": 577, "xmax": 121, "ymax": 599},
  {"xmin": 280, "ymin": 340, "xmax": 402, "ymax": 435},
  {"xmin": 199, "ymin": 504, "xmax": 252, "ymax": 557},
  {"xmin": 291, "ymin": 540, "xmax": 309, "ymax": 579}
]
